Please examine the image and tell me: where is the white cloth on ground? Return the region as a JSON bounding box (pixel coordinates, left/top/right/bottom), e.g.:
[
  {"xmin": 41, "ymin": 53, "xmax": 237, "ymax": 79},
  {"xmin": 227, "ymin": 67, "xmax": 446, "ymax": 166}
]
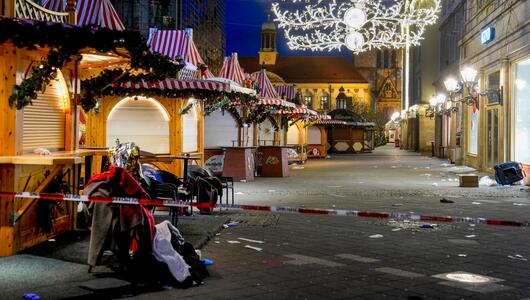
[{"xmin": 152, "ymin": 220, "xmax": 191, "ymax": 282}]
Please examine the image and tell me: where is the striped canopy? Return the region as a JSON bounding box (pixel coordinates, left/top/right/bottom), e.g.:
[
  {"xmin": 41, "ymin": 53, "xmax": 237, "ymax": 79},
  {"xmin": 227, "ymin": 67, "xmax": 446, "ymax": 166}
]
[
  {"xmin": 112, "ymin": 79, "xmax": 229, "ymax": 93},
  {"xmin": 258, "ymin": 97, "xmax": 297, "ymax": 108},
  {"xmin": 253, "ymin": 69, "xmax": 278, "ymax": 99},
  {"xmin": 148, "ymin": 29, "xmax": 214, "ymax": 79},
  {"xmin": 275, "ymin": 85, "xmax": 297, "ymax": 101},
  {"xmin": 42, "ymin": 0, "xmax": 125, "ymax": 31},
  {"xmin": 218, "ymin": 53, "xmax": 245, "ymax": 85}
]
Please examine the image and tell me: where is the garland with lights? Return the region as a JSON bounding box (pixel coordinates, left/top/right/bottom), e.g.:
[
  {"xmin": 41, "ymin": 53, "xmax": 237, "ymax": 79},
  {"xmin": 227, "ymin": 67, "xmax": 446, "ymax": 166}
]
[
  {"xmin": 0, "ymin": 17, "xmax": 183, "ymax": 109},
  {"xmin": 272, "ymin": 0, "xmax": 440, "ymax": 53}
]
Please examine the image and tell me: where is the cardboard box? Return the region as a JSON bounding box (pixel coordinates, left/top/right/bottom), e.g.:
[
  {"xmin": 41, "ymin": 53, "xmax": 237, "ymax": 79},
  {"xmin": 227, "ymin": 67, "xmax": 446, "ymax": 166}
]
[{"xmin": 459, "ymin": 174, "xmax": 479, "ymax": 187}]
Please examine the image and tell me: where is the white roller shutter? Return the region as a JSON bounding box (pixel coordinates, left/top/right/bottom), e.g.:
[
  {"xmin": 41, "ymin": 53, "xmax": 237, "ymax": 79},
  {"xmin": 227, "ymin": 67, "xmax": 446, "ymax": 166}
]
[
  {"xmin": 258, "ymin": 119, "xmax": 275, "ymax": 145},
  {"xmin": 308, "ymin": 127, "xmax": 322, "ymax": 145},
  {"xmin": 287, "ymin": 124, "xmax": 300, "ymax": 145},
  {"xmin": 182, "ymin": 107, "xmax": 198, "ymax": 153},
  {"xmin": 23, "ymin": 78, "xmax": 66, "ymax": 153},
  {"xmin": 205, "ymin": 110, "xmax": 239, "ymax": 148},
  {"xmin": 106, "ymin": 97, "xmax": 170, "ymax": 154}
]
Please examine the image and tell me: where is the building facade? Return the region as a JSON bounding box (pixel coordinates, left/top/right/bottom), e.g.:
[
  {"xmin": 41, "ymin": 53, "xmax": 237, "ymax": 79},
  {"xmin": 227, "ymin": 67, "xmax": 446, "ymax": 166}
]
[
  {"xmin": 456, "ymin": 0, "xmax": 529, "ymax": 173},
  {"xmin": 241, "ymin": 20, "xmax": 372, "ymax": 113},
  {"xmin": 111, "ymin": 0, "xmax": 226, "ymax": 74}
]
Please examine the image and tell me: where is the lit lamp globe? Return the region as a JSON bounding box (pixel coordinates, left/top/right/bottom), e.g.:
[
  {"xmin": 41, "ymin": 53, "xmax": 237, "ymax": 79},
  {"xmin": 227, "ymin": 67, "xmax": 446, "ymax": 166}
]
[
  {"xmin": 343, "ymin": 7, "xmax": 367, "ymax": 29},
  {"xmin": 460, "ymin": 67, "xmax": 478, "ymax": 83},
  {"xmin": 429, "ymin": 96, "xmax": 438, "ymax": 107},
  {"xmin": 344, "ymin": 31, "xmax": 365, "ymax": 51},
  {"xmin": 443, "ymin": 78, "xmax": 459, "ymax": 93},
  {"xmin": 436, "ymin": 94, "xmax": 447, "ymax": 104}
]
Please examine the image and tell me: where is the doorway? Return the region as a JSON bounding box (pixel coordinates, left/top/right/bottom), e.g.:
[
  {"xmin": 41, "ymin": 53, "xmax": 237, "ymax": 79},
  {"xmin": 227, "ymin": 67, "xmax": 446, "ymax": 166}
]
[{"xmin": 485, "ymin": 106, "xmax": 501, "ymax": 170}]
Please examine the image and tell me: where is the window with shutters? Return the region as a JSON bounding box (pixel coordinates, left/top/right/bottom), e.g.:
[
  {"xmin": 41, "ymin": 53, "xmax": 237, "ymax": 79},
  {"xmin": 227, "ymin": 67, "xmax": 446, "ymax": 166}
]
[{"xmin": 23, "ymin": 72, "xmax": 68, "ymax": 153}]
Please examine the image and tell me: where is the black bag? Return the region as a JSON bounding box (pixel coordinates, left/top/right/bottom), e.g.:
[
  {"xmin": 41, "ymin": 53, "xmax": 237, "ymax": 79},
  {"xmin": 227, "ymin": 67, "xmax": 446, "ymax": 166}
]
[{"xmin": 494, "ymin": 162, "xmax": 524, "ymax": 185}]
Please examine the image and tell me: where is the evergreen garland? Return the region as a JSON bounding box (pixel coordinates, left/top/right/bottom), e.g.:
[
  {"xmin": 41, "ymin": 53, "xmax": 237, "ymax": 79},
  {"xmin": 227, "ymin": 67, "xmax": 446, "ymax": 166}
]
[{"xmin": 0, "ymin": 17, "xmax": 183, "ymax": 109}]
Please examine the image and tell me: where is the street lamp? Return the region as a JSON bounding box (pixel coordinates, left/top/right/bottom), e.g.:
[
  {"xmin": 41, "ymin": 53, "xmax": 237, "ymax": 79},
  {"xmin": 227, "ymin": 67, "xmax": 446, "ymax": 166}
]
[
  {"xmin": 443, "ymin": 78, "xmax": 459, "ymax": 93},
  {"xmin": 460, "ymin": 67, "xmax": 478, "ymax": 84}
]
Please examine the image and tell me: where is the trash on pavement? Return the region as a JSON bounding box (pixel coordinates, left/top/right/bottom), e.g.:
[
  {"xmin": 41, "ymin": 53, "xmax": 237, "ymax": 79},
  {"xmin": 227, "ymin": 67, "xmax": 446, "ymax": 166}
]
[
  {"xmin": 513, "ymin": 203, "xmax": 528, "ymax": 206},
  {"xmin": 479, "ymin": 176, "xmax": 497, "ymax": 187},
  {"xmin": 23, "ymin": 294, "xmax": 41, "ymax": 300},
  {"xmin": 459, "ymin": 174, "xmax": 479, "ymax": 187},
  {"xmin": 369, "ymin": 234, "xmax": 384, "ymax": 239},
  {"xmin": 238, "ymin": 238, "xmax": 264, "ymax": 244},
  {"xmin": 244, "ymin": 245, "xmax": 263, "ymax": 251},
  {"xmin": 494, "ymin": 162, "xmax": 524, "ymax": 185},
  {"xmin": 227, "ymin": 240, "xmax": 241, "ymax": 244},
  {"xmin": 507, "ymin": 254, "xmax": 527, "ymax": 261},
  {"xmin": 201, "ymin": 259, "xmax": 214, "ymax": 266},
  {"xmin": 465, "ymin": 235, "xmax": 476, "ymax": 238},
  {"xmin": 440, "ymin": 198, "xmax": 454, "ymax": 203},
  {"xmin": 419, "ymin": 224, "xmax": 437, "ymax": 229},
  {"xmin": 392, "ymin": 203, "xmax": 403, "ymax": 207},
  {"xmin": 420, "ymin": 173, "xmax": 432, "ymax": 177},
  {"xmin": 458, "ymin": 254, "xmax": 467, "ymax": 257},
  {"xmin": 223, "ymin": 222, "xmax": 239, "ymax": 228},
  {"xmin": 292, "ymin": 166, "xmax": 305, "ymax": 170},
  {"xmin": 432, "ymin": 183, "xmax": 439, "ymax": 187},
  {"xmin": 471, "ymin": 202, "xmax": 482, "ymax": 205},
  {"xmin": 235, "ymin": 192, "xmax": 245, "ymax": 195},
  {"xmin": 392, "ymin": 228, "xmax": 402, "ymax": 232}
]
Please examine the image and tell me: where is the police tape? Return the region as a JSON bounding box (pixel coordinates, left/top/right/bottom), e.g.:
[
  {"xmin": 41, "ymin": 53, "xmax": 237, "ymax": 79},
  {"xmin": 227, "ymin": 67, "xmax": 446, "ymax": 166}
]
[{"xmin": 1, "ymin": 191, "xmax": 529, "ymax": 228}]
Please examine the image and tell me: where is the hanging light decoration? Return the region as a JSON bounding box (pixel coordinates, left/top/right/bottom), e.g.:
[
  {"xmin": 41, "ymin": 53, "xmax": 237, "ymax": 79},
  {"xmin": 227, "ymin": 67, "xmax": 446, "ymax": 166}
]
[{"xmin": 272, "ymin": 0, "xmax": 441, "ymax": 53}]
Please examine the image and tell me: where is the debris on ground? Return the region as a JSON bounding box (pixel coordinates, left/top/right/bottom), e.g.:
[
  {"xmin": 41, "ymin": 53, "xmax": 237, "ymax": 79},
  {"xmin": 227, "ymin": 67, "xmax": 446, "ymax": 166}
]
[
  {"xmin": 227, "ymin": 240, "xmax": 241, "ymax": 244},
  {"xmin": 392, "ymin": 228, "xmax": 402, "ymax": 232},
  {"xmin": 508, "ymin": 254, "xmax": 527, "ymax": 261},
  {"xmin": 458, "ymin": 254, "xmax": 467, "ymax": 257},
  {"xmin": 244, "ymin": 245, "xmax": 263, "ymax": 251},
  {"xmin": 479, "ymin": 176, "xmax": 497, "ymax": 186},
  {"xmin": 420, "ymin": 173, "xmax": 432, "ymax": 177},
  {"xmin": 392, "ymin": 203, "xmax": 403, "ymax": 207},
  {"xmin": 432, "ymin": 183, "xmax": 439, "ymax": 187},
  {"xmin": 513, "ymin": 203, "xmax": 528, "ymax": 206},
  {"xmin": 201, "ymin": 259, "xmax": 214, "ymax": 266},
  {"xmin": 292, "ymin": 166, "xmax": 305, "ymax": 170},
  {"xmin": 238, "ymin": 238, "xmax": 264, "ymax": 244},
  {"xmin": 223, "ymin": 222, "xmax": 239, "ymax": 228},
  {"xmin": 471, "ymin": 202, "xmax": 482, "ymax": 205},
  {"xmin": 440, "ymin": 198, "xmax": 454, "ymax": 203},
  {"xmin": 465, "ymin": 235, "xmax": 476, "ymax": 238},
  {"xmin": 369, "ymin": 234, "xmax": 384, "ymax": 239},
  {"xmin": 235, "ymin": 192, "xmax": 245, "ymax": 195},
  {"xmin": 419, "ymin": 224, "xmax": 438, "ymax": 229},
  {"xmin": 23, "ymin": 294, "xmax": 41, "ymax": 300}
]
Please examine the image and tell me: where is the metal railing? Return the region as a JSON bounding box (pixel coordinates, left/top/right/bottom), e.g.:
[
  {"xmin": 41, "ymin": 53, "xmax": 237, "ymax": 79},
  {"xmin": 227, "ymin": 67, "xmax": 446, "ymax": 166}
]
[{"xmin": 15, "ymin": 0, "xmax": 69, "ymax": 23}]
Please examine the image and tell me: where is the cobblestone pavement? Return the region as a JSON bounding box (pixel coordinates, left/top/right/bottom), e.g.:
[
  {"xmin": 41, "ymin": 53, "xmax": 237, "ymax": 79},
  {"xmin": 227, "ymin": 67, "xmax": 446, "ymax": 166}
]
[{"xmin": 130, "ymin": 146, "xmax": 530, "ymax": 299}]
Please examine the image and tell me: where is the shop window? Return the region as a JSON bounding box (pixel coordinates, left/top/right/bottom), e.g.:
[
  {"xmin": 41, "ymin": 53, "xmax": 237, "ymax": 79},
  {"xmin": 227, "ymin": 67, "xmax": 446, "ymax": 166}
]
[
  {"xmin": 469, "ymin": 108, "xmax": 479, "ymax": 155},
  {"xmin": 336, "ymin": 99, "xmax": 347, "ymax": 110},
  {"xmin": 320, "ymin": 95, "xmax": 329, "ymax": 110},
  {"xmin": 514, "ymin": 57, "xmax": 530, "ymax": 164},
  {"xmin": 304, "ymin": 95, "xmax": 313, "ymax": 108}
]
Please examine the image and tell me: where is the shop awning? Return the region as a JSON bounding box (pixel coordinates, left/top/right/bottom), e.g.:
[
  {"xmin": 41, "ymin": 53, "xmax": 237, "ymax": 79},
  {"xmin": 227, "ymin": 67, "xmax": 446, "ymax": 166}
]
[
  {"xmin": 112, "ymin": 79, "xmax": 230, "ymax": 93},
  {"xmin": 205, "ymin": 77, "xmax": 256, "ymax": 95},
  {"xmin": 218, "ymin": 53, "xmax": 245, "ymax": 85},
  {"xmin": 253, "ymin": 69, "xmax": 278, "ymax": 98},
  {"xmin": 258, "ymin": 98, "xmax": 297, "ymax": 108},
  {"xmin": 42, "ymin": 0, "xmax": 125, "ymax": 31},
  {"xmin": 315, "ymin": 119, "xmax": 345, "ymax": 125}
]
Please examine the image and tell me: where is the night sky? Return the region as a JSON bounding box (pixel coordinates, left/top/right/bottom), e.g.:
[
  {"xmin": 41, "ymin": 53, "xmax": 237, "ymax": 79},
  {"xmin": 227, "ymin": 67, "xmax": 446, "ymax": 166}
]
[{"xmin": 225, "ymin": 0, "xmax": 346, "ymax": 57}]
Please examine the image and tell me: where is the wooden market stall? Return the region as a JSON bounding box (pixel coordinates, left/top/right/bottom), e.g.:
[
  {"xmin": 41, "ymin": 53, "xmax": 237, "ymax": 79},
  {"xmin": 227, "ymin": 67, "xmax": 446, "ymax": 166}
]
[
  {"xmin": 326, "ymin": 110, "xmax": 376, "ymax": 154},
  {"xmin": 0, "ymin": 0, "xmax": 131, "ymax": 256}
]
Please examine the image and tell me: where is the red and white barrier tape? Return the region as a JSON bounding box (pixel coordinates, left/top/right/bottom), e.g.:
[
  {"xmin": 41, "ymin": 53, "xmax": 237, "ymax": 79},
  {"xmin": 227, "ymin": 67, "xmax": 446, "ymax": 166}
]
[{"xmin": 1, "ymin": 191, "xmax": 529, "ymax": 228}]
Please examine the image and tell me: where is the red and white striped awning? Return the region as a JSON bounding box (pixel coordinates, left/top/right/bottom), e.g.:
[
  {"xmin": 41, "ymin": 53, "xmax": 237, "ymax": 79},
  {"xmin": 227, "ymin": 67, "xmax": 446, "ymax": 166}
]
[
  {"xmin": 253, "ymin": 69, "xmax": 278, "ymax": 99},
  {"xmin": 258, "ymin": 98, "xmax": 297, "ymax": 108},
  {"xmin": 148, "ymin": 30, "xmax": 189, "ymax": 61},
  {"xmin": 275, "ymin": 85, "xmax": 297, "ymax": 101},
  {"xmin": 112, "ymin": 79, "xmax": 230, "ymax": 93},
  {"xmin": 201, "ymin": 68, "xmax": 215, "ymax": 79},
  {"xmin": 218, "ymin": 53, "xmax": 245, "ymax": 85},
  {"xmin": 315, "ymin": 120, "xmax": 346, "ymax": 125},
  {"xmin": 43, "ymin": 0, "xmax": 125, "ymax": 31}
]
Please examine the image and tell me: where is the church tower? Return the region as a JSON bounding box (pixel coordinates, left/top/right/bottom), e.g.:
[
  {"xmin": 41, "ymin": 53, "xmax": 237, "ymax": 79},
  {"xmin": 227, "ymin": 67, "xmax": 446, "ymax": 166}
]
[{"xmin": 258, "ymin": 16, "xmax": 278, "ymax": 66}]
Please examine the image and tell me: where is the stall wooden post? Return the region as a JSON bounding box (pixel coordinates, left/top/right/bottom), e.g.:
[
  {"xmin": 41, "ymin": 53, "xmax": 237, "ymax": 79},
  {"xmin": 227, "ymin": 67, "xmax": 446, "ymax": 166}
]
[{"xmin": 0, "ymin": 44, "xmax": 18, "ymax": 256}]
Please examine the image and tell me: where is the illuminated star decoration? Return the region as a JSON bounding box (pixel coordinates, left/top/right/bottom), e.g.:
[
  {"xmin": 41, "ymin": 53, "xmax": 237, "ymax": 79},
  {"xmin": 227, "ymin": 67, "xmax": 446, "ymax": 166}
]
[{"xmin": 272, "ymin": 0, "xmax": 441, "ymax": 53}]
